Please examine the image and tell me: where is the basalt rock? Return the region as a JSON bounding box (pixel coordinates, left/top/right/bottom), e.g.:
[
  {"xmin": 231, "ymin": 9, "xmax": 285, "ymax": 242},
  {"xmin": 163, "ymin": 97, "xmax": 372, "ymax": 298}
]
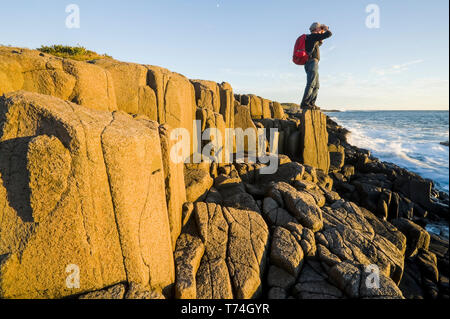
[
  {"xmin": 300, "ymin": 110, "xmax": 330, "ymax": 173},
  {"xmin": 174, "ymin": 202, "xmax": 269, "ymax": 299},
  {"xmin": 91, "ymin": 59, "xmax": 158, "ymax": 118},
  {"xmin": 219, "ymin": 82, "xmax": 235, "ymax": 129},
  {"xmin": 184, "ymin": 167, "xmax": 214, "ymax": 203},
  {"xmin": 0, "ymin": 48, "xmax": 200, "ymax": 157},
  {"xmin": 234, "ymin": 103, "xmax": 258, "ymax": 152},
  {"xmin": 196, "ymin": 108, "xmax": 227, "ymax": 162},
  {"xmin": 267, "ymin": 265, "xmax": 296, "ymax": 290},
  {"xmin": 391, "ymin": 218, "xmax": 430, "ymax": 258},
  {"xmin": 78, "ymin": 283, "xmax": 127, "ymax": 299},
  {"xmin": 328, "ymin": 260, "xmax": 404, "ymax": 299},
  {"xmin": 0, "ymin": 91, "xmax": 175, "ymax": 298},
  {"xmin": 328, "ymin": 144, "xmax": 345, "ymax": 172},
  {"xmin": 1, "ymin": 45, "xmax": 447, "ymax": 300},
  {"xmin": 294, "ymin": 259, "xmax": 345, "ymax": 299},
  {"xmin": 270, "ymin": 102, "xmax": 286, "ymax": 120},
  {"xmin": 146, "ymin": 65, "xmax": 197, "ymax": 155},
  {"xmin": 0, "ymin": 47, "xmax": 117, "ymax": 111},
  {"xmin": 399, "ymin": 247, "xmax": 442, "ymax": 299},
  {"xmin": 317, "ymin": 200, "xmax": 406, "ymax": 285},
  {"xmin": 269, "ymin": 182, "xmax": 324, "ymax": 232},
  {"xmin": 258, "ymin": 162, "xmax": 305, "ymax": 185},
  {"xmin": 158, "ymin": 124, "xmax": 187, "ymax": 249},
  {"xmin": 270, "ymin": 226, "xmax": 304, "ymax": 277},
  {"xmin": 238, "ymin": 94, "xmax": 264, "ymax": 120},
  {"xmin": 253, "ymin": 117, "xmax": 301, "ymax": 159},
  {"xmin": 191, "ymin": 80, "xmax": 235, "ymax": 130},
  {"xmin": 191, "ymin": 79, "xmax": 221, "ymax": 113},
  {"xmin": 262, "ymin": 197, "xmax": 297, "ymax": 227}
]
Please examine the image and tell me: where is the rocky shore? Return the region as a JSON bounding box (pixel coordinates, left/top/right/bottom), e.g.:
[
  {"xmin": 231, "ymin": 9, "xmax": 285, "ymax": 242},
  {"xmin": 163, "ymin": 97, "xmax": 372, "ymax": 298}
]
[{"xmin": 0, "ymin": 46, "xmax": 448, "ymax": 299}]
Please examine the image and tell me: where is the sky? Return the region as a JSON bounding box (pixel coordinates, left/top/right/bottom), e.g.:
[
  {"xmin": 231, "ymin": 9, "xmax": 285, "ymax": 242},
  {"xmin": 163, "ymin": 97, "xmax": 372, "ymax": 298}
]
[{"xmin": 0, "ymin": 0, "xmax": 448, "ymax": 110}]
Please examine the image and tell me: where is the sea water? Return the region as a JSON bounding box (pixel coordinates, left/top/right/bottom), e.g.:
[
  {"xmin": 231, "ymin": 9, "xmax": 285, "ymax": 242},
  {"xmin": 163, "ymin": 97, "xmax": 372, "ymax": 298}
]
[
  {"xmin": 327, "ymin": 111, "xmax": 449, "ymax": 194},
  {"xmin": 327, "ymin": 110, "xmax": 450, "ymax": 238}
]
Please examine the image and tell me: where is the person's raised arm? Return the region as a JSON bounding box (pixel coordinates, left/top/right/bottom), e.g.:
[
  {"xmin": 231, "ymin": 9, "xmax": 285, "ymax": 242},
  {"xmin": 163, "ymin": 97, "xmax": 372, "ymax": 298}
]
[
  {"xmin": 310, "ymin": 27, "xmax": 332, "ymax": 41},
  {"xmin": 321, "ymin": 29, "xmax": 332, "ymax": 39}
]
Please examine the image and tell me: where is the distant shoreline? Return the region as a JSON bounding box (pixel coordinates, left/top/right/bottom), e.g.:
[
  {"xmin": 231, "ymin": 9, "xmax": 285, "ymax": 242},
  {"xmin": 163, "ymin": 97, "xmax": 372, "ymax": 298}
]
[{"xmin": 281, "ymin": 102, "xmax": 448, "ymax": 113}]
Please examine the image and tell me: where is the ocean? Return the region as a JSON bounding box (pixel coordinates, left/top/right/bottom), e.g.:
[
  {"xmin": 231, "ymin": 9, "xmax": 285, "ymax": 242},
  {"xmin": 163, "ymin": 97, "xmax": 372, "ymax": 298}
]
[{"xmin": 326, "ymin": 111, "xmax": 449, "ymax": 194}]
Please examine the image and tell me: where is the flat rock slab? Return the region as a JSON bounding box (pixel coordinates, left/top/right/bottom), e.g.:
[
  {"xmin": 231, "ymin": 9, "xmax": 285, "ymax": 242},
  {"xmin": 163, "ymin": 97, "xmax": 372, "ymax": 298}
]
[
  {"xmin": 317, "ymin": 200, "xmax": 406, "ymax": 285},
  {"xmin": 174, "ymin": 202, "xmax": 269, "ymax": 299},
  {"xmin": 269, "ymin": 182, "xmax": 324, "ymax": 232},
  {"xmin": 184, "ymin": 168, "xmax": 213, "ymax": 203}
]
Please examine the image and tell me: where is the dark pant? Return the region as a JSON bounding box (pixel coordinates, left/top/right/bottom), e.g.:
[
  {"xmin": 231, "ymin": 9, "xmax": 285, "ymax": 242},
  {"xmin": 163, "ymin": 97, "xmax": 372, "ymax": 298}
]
[{"xmin": 300, "ymin": 59, "xmax": 319, "ymax": 107}]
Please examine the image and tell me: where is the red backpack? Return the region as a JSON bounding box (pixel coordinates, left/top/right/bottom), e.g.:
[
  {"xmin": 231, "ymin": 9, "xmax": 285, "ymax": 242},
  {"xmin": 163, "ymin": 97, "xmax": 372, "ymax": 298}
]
[{"xmin": 292, "ymin": 34, "xmax": 309, "ymax": 65}]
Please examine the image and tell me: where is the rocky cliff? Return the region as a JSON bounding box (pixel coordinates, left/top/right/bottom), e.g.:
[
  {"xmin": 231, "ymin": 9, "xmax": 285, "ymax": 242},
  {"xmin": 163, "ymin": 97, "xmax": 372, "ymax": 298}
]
[{"xmin": 0, "ymin": 46, "xmax": 448, "ymax": 299}]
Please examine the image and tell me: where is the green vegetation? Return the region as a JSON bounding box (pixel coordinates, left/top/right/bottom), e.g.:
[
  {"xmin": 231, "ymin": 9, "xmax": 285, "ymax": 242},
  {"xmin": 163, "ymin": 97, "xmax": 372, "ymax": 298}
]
[{"xmin": 37, "ymin": 45, "xmax": 112, "ymax": 61}]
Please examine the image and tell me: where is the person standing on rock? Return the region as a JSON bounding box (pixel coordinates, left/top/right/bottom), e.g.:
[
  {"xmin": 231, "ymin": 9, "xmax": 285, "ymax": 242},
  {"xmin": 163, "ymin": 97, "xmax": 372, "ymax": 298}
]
[{"xmin": 300, "ymin": 22, "xmax": 333, "ymax": 110}]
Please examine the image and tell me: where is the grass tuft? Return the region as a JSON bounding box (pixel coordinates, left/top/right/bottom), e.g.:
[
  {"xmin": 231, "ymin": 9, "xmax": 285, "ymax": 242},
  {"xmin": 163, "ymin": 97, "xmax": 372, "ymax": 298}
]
[{"xmin": 37, "ymin": 45, "xmax": 112, "ymax": 61}]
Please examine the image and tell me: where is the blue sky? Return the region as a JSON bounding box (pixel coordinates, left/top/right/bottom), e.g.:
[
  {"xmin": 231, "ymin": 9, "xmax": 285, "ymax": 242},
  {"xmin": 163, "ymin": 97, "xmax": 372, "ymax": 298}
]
[{"xmin": 1, "ymin": 0, "xmax": 448, "ymax": 110}]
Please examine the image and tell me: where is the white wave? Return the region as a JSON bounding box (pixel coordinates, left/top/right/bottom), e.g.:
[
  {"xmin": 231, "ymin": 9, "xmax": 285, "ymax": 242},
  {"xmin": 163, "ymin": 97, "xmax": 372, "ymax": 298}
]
[
  {"xmin": 335, "ymin": 117, "xmax": 449, "ymax": 193},
  {"xmin": 426, "ymin": 223, "xmax": 449, "ymax": 239}
]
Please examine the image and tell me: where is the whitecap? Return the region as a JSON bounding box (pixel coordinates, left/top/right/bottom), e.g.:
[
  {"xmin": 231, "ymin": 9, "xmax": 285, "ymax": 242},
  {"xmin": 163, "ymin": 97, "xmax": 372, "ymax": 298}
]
[{"xmin": 331, "ymin": 111, "xmax": 449, "ymax": 193}]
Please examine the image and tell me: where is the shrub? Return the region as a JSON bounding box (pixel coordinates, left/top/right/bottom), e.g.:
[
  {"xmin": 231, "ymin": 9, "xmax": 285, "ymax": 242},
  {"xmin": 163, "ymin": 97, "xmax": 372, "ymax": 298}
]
[{"xmin": 37, "ymin": 45, "xmax": 112, "ymax": 61}]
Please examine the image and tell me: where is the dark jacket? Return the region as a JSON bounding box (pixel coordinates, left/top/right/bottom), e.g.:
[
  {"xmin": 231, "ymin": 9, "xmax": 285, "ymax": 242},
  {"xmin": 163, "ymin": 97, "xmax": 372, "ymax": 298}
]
[{"xmin": 305, "ymin": 30, "xmax": 332, "ymax": 61}]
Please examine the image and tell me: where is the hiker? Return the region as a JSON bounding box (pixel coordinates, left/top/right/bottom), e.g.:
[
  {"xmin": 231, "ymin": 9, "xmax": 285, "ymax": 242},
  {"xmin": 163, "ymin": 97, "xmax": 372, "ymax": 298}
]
[{"xmin": 300, "ymin": 22, "xmax": 333, "ymax": 110}]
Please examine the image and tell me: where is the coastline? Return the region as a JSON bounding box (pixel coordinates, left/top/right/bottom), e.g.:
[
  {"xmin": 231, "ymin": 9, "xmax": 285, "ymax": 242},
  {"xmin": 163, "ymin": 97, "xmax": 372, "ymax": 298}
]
[
  {"xmin": 325, "ymin": 110, "xmax": 450, "ymax": 194},
  {"xmin": 0, "ymin": 46, "xmax": 448, "ymax": 300},
  {"xmin": 323, "ymin": 114, "xmax": 449, "ymax": 232}
]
